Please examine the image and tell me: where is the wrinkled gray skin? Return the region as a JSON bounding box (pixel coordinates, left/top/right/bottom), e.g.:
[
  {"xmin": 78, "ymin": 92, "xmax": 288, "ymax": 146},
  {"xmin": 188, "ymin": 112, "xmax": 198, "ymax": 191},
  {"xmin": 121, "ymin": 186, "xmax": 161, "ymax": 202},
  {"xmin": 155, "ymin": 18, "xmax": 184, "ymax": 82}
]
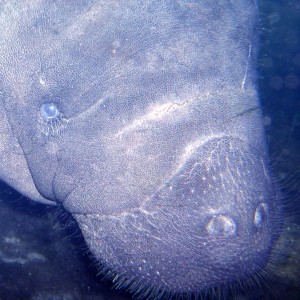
[{"xmin": 0, "ymin": 0, "xmax": 282, "ymax": 297}]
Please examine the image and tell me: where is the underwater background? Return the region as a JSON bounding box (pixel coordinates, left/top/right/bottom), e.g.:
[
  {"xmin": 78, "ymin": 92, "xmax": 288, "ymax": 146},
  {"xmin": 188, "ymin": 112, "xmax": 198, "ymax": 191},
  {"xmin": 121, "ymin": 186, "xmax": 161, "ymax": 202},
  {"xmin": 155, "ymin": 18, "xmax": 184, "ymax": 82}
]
[{"xmin": 0, "ymin": 0, "xmax": 299, "ymax": 299}]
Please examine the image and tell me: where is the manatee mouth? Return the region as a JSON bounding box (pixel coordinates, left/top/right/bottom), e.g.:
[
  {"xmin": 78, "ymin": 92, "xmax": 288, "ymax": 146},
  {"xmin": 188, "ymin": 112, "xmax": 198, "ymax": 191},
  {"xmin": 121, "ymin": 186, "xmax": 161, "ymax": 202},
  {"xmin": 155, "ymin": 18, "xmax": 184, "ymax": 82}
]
[{"xmin": 70, "ymin": 137, "xmax": 280, "ymax": 296}]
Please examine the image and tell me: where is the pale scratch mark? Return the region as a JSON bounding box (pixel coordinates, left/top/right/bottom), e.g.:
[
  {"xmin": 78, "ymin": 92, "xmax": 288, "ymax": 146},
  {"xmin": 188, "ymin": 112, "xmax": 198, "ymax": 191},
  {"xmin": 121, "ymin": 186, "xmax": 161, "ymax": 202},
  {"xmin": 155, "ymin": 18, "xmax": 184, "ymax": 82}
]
[
  {"xmin": 241, "ymin": 44, "xmax": 252, "ymax": 92},
  {"xmin": 115, "ymin": 101, "xmax": 187, "ymax": 138},
  {"xmin": 114, "ymin": 90, "xmax": 211, "ymax": 138},
  {"xmin": 70, "ymin": 97, "xmax": 107, "ymax": 121}
]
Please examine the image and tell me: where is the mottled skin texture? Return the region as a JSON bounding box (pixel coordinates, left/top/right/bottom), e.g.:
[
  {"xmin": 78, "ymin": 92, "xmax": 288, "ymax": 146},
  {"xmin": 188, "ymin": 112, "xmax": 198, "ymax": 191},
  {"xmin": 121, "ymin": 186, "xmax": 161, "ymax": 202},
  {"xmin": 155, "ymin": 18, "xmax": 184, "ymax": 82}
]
[{"xmin": 0, "ymin": 0, "xmax": 281, "ymax": 298}]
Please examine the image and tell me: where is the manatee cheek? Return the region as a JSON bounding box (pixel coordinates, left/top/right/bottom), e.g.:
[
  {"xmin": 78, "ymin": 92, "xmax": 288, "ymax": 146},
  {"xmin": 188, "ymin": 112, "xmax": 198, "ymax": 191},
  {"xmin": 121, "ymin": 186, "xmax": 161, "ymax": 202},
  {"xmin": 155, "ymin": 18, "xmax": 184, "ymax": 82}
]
[{"xmin": 72, "ymin": 137, "xmax": 280, "ymax": 293}]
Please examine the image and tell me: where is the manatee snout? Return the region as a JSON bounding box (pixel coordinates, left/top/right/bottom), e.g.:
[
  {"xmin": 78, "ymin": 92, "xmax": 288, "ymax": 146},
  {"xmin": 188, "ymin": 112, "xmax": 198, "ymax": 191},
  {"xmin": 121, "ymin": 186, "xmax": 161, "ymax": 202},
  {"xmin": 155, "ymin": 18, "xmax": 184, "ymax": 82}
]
[{"xmin": 73, "ymin": 137, "xmax": 280, "ymax": 295}]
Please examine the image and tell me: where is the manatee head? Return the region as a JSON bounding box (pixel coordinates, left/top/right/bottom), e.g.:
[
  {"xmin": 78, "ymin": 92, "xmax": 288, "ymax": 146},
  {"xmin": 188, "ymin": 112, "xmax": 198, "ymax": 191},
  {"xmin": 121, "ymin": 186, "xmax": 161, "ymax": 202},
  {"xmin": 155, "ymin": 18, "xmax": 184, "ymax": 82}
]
[{"xmin": 0, "ymin": 1, "xmax": 282, "ymax": 298}]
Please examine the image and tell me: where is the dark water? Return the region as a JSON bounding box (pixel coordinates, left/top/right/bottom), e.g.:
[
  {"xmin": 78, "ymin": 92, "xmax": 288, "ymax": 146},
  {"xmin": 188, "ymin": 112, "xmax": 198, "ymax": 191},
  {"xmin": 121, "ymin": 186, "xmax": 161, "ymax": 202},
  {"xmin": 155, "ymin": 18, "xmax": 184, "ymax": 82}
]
[
  {"xmin": 0, "ymin": 1, "xmax": 299, "ymax": 300},
  {"xmin": 256, "ymin": 1, "xmax": 300, "ymax": 299},
  {"xmin": 255, "ymin": 0, "xmax": 300, "ymax": 299}
]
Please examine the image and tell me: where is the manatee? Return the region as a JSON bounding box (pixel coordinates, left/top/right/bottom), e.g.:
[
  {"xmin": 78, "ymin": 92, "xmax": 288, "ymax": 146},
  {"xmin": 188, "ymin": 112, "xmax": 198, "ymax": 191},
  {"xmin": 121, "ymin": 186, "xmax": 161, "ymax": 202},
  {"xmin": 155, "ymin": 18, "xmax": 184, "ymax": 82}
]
[{"xmin": 0, "ymin": 1, "xmax": 282, "ymax": 299}]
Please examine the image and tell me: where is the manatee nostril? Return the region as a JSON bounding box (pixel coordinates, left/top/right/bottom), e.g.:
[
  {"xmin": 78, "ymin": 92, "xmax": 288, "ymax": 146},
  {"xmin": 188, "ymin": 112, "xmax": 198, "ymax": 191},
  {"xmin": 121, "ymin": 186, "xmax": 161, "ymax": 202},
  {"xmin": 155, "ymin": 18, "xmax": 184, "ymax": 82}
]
[
  {"xmin": 40, "ymin": 103, "xmax": 59, "ymax": 122},
  {"xmin": 254, "ymin": 203, "xmax": 268, "ymax": 229},
  {"xmin": 206, "ymin": 215, "xmax": 237, "ymax": 237}
]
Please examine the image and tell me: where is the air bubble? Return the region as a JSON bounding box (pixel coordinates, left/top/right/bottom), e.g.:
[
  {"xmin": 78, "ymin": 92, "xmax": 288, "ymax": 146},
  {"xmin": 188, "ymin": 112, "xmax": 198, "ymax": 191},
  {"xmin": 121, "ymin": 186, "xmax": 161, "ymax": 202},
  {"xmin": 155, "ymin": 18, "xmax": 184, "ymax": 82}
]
[{"xmin": 206, "ymin": 215, "xmax": 237, "ymax": 237}]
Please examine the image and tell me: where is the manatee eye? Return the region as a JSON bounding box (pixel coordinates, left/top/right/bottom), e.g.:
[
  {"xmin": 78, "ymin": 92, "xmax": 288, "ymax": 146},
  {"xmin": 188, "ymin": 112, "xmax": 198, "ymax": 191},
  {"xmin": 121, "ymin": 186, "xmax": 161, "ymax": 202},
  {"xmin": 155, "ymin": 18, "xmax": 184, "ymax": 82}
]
[
  {"xmin": 40, "ymin": 103, "xmax": 59, "ymax": 122},
  {"xmin": 38, "ymin": 102, "xmax": 68, "ymax": 137}
]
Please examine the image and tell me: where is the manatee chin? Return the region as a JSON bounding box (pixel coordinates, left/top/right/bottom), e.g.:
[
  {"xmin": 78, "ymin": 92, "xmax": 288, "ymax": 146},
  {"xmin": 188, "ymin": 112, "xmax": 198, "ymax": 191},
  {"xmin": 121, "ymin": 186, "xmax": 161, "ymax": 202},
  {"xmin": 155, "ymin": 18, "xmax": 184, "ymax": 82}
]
[{"xmin": 69, "ymin": 137, "xmax": 282, "ymax": 298}]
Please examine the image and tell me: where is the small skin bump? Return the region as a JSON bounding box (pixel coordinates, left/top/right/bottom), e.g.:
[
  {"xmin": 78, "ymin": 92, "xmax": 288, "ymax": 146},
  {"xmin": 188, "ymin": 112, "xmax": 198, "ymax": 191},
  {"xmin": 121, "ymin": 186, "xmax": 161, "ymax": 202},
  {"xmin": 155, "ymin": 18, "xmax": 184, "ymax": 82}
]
[{"xmin": 39, "ymin": 76, "xmax": 46, "ymax": 86}]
